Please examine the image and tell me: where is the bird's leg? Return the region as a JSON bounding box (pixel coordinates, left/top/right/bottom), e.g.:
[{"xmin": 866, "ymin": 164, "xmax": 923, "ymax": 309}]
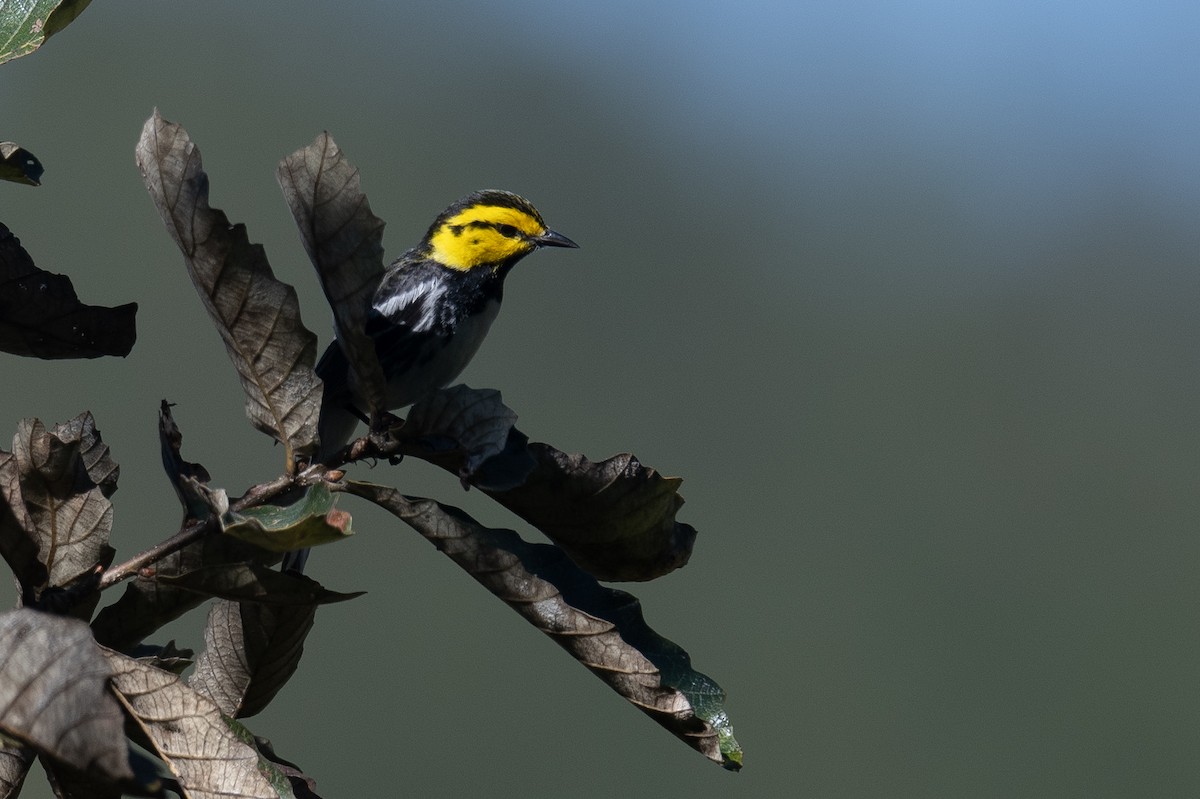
[{"xmin": 368, "ymin": 408, "xmax": 406, "ymax": 465}]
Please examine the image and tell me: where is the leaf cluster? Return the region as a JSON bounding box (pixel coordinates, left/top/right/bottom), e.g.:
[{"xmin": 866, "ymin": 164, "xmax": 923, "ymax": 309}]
[{"xmin": 0, "ymin": 111, "xmax": 742, "ymax": 798}]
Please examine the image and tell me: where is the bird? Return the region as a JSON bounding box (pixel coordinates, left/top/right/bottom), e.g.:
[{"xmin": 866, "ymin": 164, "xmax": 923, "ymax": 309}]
[{"xmin": 284, "ymin": 189, "xmax": 578, "ymax": 572}]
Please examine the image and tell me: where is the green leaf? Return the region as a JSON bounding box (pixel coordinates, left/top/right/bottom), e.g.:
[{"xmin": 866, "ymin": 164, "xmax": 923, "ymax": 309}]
[
  {"xmin": 221, "ymin": 483, "xmax": 353, "ymax": 554},
  {"xmin": 277, "ymin": 132, "xmax": 388, "ymax": 419},
  {"xmin": 39, "ymin": 0, "xmax": 88, "ymax": 36},
  {"xmin": 0, "ymin": 0, "xmax": 92, "ymax": 65},
  {"xmin": 0, "ymin": 143, "xmax": 42, "ymax": 186},
  {"xmin": 0, "ymin": 221, "xmax": 138, "ymax": 359},
  {"xmin": 136, "ymin": 109, "xmax": 322, "ymax": 463},
  {"xmin": 346, "ymin": 482, "xmax": 742, "ymax": 769}
]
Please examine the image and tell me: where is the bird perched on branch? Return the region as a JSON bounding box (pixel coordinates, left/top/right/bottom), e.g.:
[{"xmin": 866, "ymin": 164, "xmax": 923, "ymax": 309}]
[{"xmin": 284, "ymin": 189, "xmax": 577, "ymax": 572}]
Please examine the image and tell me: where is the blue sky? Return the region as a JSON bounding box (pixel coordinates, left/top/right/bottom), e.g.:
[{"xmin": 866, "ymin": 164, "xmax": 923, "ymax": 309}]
[{"xmin": 485, "ymin": 0, "xmax": 1200, "ymax": 206}]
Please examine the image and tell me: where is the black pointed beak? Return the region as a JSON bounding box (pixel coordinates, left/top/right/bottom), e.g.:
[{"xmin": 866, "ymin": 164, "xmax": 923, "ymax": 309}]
[{"xmin": 534, "ymin": 229, "xmax": 579, "ymax": 249}]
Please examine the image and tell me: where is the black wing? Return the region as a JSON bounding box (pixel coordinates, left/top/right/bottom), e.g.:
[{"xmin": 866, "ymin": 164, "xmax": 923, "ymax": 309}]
[{"xmin": 365, "ymin": 266, "xmax": 451, "ymax": 381}]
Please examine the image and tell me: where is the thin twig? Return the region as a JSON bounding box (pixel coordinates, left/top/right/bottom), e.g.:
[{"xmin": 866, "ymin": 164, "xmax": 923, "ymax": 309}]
[
  {"xmin": 96, "ymin": 422, "xmax": 425, "ymax": 592},
  {"xmin": 97, "ymin": 518, "xmax": 211, "ymax": 590},
  {"xmin": 98, "ymin": 472, "xmax": 301, "ymax": 590}
]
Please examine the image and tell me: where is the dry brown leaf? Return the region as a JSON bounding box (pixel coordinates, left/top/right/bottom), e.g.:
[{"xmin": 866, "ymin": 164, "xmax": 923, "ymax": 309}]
[
  {"xmin": 346, "ymin": 482, "xmax": 742, "ymax": 769},
  {"xmin": 104, "ymin": 649, "xmax": 280, "ymax": 799},
  {"xmin": 0, "ymin": 222, "xmax": 136, "ymax": 359},
  {"xmin": 0, "ymin": 610, "xmax": 133, "ymax": 785},
  {"xmin": 277, "ymin": 132, "xmax": 388, "ymax": 418},
  {"xmin": 136, "ymin": 109, "xmax": 322, "ymax": 463}
]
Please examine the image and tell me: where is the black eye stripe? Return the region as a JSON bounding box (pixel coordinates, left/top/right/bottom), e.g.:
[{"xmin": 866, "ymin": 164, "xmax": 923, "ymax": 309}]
[
  {"xmin": 442, "ymin": 220, "xmax": 528, "ymax": 241},
  {"xmin": 451, "ymin": 221, "xmax": 524, "ymax": 237}
]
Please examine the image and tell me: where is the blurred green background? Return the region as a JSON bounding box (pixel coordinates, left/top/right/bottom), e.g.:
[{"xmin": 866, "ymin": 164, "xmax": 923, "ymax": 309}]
[{"xmin": 3, "ymin": 1, "xmax": 1199, "ymax": 796}]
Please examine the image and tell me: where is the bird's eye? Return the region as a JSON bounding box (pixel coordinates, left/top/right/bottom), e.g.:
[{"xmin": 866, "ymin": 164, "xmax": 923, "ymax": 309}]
[{"xmin": 495, "ymin": 223, "xmax": 520, "ymax": 238}]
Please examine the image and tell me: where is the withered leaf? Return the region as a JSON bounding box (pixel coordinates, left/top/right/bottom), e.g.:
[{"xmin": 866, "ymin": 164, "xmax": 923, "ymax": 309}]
[
  {"xmin": 157, "ymin": 561, "xmax": 363, "ymax": 606},
  {"xmin": 39, "ymin": 753, "xmax": 125, "ymax": 799},
  {"xmin": 189, "ymin": 598, "xmax": 316, "ymax": 719},
  {"xmin": 0, "ymin": 143, "xmax": 43, "ymax": 186},
  {"xmin": 103, "ymin": 649, "xmax": 280, "ymax": 799},
  {"xmin": 395, "ymin": 400, "xmax": 695, "ymax": 581},
  {"xmin": 0, "ymin": 610, "xmax": 133, "ymax": 784},
  {"xmin": 402, "ymin": 385, "xmax": 532, "ymax": 490},
  {"xmin": 157, "ymin": 400, "xmax": 212, "ymax": 521},
  {"xmin": 346, "ymin": 482, "xmax": 743, "ymax": 769},
  {"xmin": 136, "ymin": 110, "xmax": 322, "ymax": 463},
  {"xmin": 4, "ymin": 415, "xmax": 118, "ymax": 617},
  {"xmin": 485, "ymin": 445, "xmax": 697, "ymax": 581},
  {"xmin": 92, "ymin": 487, "xmax": 350, "ymax": 653},
  {"xmin": 0, "ymin": 221, "xmax": 137, "ymax": 359},
  {"xmin": 131, "ymin": 639, "xmax": 195, "ymax": 676},
  {"xmin": 277, "ymin": 132, "xmax": 387, "ymax": 418},
  {"xmin": 253, "ymin": 738, "xmax": 322, "ymax": 799},
  {"xmin": 52, "ymin": 411, "xmax": 120, "ymax": 498},
  {"xmin": 0, "ymin": 450, "xmax": 45, "ymax": 592},
  {"xmin": 0, "ymin": 742, "xmax": 33, "ymax": 799},
  {"xmin": 91, "ymin": 531, "xmax": 274, "ymax": 654}
]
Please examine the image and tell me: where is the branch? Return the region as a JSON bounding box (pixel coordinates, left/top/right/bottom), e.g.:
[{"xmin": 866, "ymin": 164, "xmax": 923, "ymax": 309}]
[{"xmin": 98, "ymin": 473, "xmax": 300, "ymax": 590}]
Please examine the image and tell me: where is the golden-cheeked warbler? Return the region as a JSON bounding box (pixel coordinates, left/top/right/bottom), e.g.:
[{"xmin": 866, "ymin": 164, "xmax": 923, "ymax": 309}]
[{"xmin": 286, "ymin": 190, "xmax": 577, "ymax": 572}]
